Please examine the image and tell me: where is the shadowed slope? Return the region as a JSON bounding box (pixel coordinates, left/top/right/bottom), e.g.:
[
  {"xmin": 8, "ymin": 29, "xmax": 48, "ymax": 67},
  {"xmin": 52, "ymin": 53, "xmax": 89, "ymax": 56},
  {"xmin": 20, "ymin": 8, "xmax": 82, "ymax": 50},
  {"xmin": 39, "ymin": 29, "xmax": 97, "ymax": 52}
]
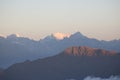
[
  {"xmin": 1, "ymin": 46, "xmax": 120, "ymax": 80},
  {"xmin": 0, "ymin": 32, "xmax": 120, "ymax": 68}
]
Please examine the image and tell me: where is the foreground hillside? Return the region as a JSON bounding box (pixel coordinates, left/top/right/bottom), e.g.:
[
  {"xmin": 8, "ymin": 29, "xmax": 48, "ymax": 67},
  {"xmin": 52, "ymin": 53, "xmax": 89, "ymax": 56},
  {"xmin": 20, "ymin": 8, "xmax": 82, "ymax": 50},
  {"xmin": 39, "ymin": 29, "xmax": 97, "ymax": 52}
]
[{"xmin": 1, "ymin": 46, "xmax": 120, "ymax": 80}]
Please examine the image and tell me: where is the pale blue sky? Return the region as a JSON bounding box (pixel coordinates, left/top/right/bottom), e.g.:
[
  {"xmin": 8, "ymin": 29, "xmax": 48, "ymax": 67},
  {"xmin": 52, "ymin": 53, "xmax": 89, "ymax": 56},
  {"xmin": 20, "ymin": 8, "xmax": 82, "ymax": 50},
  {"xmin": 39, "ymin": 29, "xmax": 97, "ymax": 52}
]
[{"xmin": 0, "ymin": 0, "xmax": 120, "ymax": 40}]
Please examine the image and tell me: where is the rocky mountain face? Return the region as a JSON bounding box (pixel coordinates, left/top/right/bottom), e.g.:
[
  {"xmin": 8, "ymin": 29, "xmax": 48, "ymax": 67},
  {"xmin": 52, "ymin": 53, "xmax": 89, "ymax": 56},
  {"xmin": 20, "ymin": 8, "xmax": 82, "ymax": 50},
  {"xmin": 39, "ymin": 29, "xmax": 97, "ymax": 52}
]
[
  {"xmin": 0, "ymin": 32, "xmax": 120, "ymax": 68},
  {"xmin": 64, "ymin": 46, "xmax": 116, "ymax": 56},
  {"xmin": 1, "ymin": 46, "xmax": 120, "ymax": 80}
]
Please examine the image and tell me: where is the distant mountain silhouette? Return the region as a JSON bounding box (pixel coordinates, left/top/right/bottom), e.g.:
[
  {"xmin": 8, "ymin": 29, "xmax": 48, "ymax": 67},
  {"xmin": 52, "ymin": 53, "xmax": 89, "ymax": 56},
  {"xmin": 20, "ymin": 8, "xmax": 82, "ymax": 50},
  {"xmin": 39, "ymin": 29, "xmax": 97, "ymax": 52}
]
[
  {"xmin": 1, "ymin": 46, "xmax": 120, "ymax": 80},
  {"xmin": 0, "ymin": 32, "xmax": 120, "ymax": 68}
]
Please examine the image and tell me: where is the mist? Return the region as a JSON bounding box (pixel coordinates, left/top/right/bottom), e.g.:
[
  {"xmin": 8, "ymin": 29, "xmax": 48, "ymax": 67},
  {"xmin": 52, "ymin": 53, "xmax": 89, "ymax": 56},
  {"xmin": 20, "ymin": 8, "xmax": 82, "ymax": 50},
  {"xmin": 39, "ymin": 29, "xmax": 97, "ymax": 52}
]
[{"xmin": 84, "ymin": 76, "xmax": 120, "ymax": 80}]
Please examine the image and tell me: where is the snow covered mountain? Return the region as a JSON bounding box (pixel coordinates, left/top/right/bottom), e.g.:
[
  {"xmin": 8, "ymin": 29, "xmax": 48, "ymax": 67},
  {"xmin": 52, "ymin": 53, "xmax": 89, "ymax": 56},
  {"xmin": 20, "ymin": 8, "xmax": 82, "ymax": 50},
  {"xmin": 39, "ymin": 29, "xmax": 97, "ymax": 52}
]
[{"xmin": 0, "ymin": 32, "xmax": 120, "ymax": 68}]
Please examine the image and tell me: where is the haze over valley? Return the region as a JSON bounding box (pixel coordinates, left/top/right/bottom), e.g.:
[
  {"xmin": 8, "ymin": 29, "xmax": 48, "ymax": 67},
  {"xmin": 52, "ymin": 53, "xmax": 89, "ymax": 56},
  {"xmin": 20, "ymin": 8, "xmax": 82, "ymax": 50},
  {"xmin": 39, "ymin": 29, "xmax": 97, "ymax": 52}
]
[
  {"xmin": 0, "ymin": 0, "xmax": 120, "ymax": 80},
  {"xmin": 0, "ymin": 32, "xmax": 120, "ymax": 68}
]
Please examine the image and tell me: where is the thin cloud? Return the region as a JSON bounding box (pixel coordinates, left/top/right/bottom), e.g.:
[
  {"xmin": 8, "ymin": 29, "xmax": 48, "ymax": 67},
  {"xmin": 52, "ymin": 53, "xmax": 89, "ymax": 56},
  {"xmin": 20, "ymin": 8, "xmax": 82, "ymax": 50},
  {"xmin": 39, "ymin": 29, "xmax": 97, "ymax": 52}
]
[{"xmin": 84, "ymin": 76, "xmax": 120, "ymax": 80}]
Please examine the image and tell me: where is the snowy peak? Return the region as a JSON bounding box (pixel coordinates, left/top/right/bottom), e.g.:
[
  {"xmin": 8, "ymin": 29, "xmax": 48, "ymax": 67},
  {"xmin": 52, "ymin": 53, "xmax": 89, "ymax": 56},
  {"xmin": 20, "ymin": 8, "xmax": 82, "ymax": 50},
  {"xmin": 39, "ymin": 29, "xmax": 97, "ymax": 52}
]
[
  {"xmin": 64, "ymin": 46, "xmax": 117, "ymax": 56},
  {"xmin": 70, "ymin": 32, "xmax": 86, "ymax": 39},
  {"xmin": 0, "ymin": 34, "xmax": 5, "ymax": 38},
  {"xmin": 52, "ymin": 32, "xmax": 71, "ymax": 40},
  {"xmin": 73, "ymin": 32, "xmax": 83, "ymax": 36},
  {"xmin": 7, "ymin": 34, "xmax": 20, "ymax": 39},
  {"xmin": 52, "ymin": 32, "xmax": 85, "ymax": 40}
]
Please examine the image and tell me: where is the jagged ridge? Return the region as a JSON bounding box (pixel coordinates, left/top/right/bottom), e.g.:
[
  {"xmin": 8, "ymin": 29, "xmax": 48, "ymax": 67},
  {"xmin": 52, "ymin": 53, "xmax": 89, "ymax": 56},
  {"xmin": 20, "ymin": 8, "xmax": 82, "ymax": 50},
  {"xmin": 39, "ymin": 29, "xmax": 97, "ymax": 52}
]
[
  {"xmin": 1, "ymin": 46, "xmax": 120, "ymax": 80},
  {"xmin": 64, "ymin": 46, "xmax": 116, "ymax": 56}
]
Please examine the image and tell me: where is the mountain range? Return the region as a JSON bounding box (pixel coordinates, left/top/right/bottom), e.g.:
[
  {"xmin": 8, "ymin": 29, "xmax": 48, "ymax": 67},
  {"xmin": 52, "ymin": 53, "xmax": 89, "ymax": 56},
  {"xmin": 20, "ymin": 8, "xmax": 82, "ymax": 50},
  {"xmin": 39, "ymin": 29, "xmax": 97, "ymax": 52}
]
[
  {"xmin": 0, "ymin": 32, "xmax": 120, "ymax": 68},
  {"xmin": 0, "ymin": 46, "xmax": 120, "ymax": 80}
]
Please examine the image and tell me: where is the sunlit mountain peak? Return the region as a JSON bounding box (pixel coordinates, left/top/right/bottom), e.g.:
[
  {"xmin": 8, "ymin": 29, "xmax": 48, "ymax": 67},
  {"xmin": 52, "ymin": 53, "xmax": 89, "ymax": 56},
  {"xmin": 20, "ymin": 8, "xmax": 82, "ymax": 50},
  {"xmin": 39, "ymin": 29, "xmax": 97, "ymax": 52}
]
[
  {"xmin": 13, "ymin": 33, "xmax": 20, "ymax": 37},
  {"xmin": 53, "ymin": 32, "xmax": 71, "ymax": 40},
  {"xmin": 7, "ymin": 33, "xmax": 20, "ymax": 38},
  {"xmin": 0, "ymin": 34, "xmax": 5, "ymax": 38}
]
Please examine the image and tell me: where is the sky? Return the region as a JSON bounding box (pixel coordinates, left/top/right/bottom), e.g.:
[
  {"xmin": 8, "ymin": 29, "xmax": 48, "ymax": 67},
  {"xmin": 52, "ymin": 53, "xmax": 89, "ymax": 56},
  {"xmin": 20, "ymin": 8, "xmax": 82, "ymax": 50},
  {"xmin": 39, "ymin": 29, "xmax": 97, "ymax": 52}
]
[{"xmin": 0, "ymin": 0, "xmax": 120, "ymax": 40}]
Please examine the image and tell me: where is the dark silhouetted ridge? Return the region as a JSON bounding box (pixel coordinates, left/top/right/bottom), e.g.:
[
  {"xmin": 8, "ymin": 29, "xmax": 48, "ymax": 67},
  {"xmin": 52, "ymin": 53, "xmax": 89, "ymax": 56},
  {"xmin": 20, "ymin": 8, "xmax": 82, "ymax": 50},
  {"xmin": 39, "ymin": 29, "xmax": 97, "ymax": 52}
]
[{"xmin": 0, "ymin": 46, "xmax": 120, "ymax": 80}]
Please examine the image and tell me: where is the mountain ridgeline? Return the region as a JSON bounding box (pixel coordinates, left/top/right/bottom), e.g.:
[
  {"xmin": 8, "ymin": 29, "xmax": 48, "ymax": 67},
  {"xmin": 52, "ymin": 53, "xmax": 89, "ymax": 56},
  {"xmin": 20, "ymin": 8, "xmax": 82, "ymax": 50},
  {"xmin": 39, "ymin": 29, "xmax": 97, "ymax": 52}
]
[
  {"xmin": 64, "ymin": 46, "xmax": 116, "ymax": 56},
  {"xmin": 1, "ymin": 46, "xmax": 120, "ymax": 80},
  {"xmin": 0, "ymin": 32, "xmax": 120, "ymax": 68}
]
